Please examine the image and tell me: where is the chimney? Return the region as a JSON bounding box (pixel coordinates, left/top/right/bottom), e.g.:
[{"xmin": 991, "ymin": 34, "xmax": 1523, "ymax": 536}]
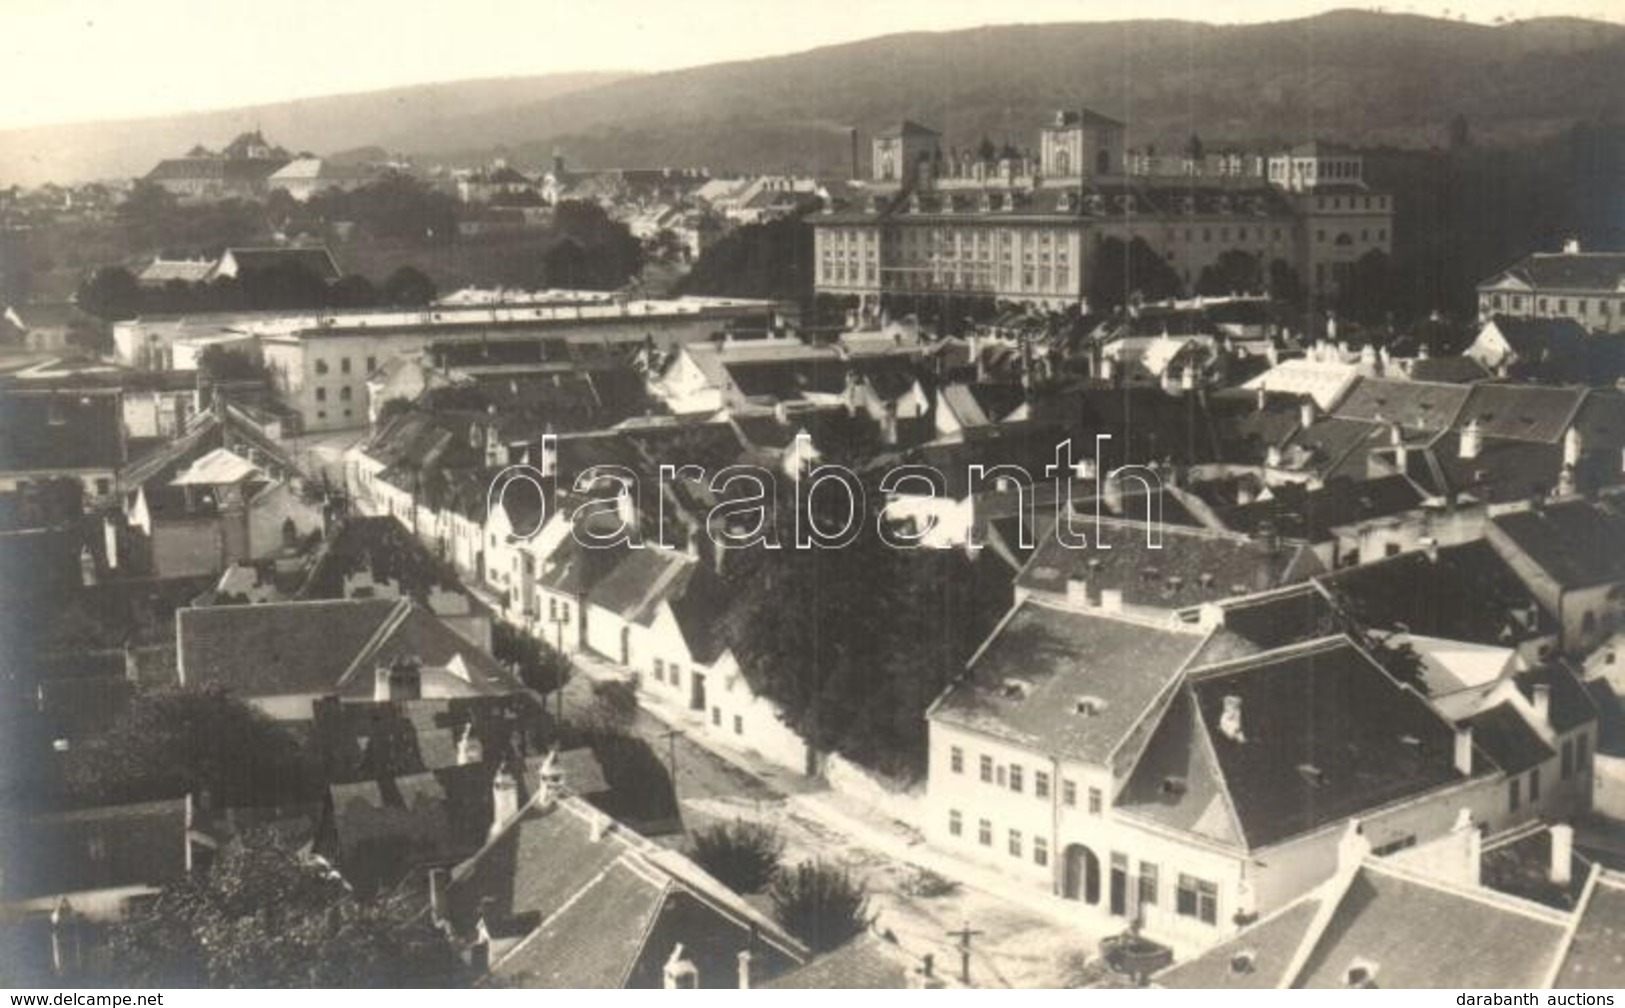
[
  {"xmin": 880, "ymin": 401, "xmax": 899, "ymax": 446},
  {"xmin": 456, "ymin": 723, "xmax": 483, "ymax": 766},
  {"xmin": 1100, "ymin": 588, "xmax": 1123, "ymax": 614},
  {"xmin": 1180, "ymin": 366, "xmax": 1197, "ymax": 392},
  {"xmin": 468, "ymin": 940, "xmax": 490, "ymax": 975},
  {"xmin": 428, "ymin": 867, "xmax": 449, "ymax": 924},
  {"xmin": 849, "ymin": 128, "xmax": 860, "ymax": 182},
  {"xmin": 1454, "ymin": 726, "xmax": 1474, "ymax": 776},
  {"xmin": 1419, "ymin": 536, "xmax": 1439, "ymax": 562},
  {"xmin": 590, "ymin": 809, "xmax": 609, "ymax": 842},
  {"xmin": 1299, "ymin": 395, "xmax": 1318, "ymax": 429},
  {"xmin": 1532, "ymin": 683, "xmax": 1552, "ymax": 728},
  {"xmin": 1265, "ymin": 445, "xmax": 1284, "ymax": 469},
  {"xmin": 50, "ymin": 899, "xmax": 78, "ymax": 978},
  {"xmin": 737, "ymin": 950, "xmax": 753, "ymax": 990},
  {"xmin": 1066, "ymin": 577, "xmax": 1090, "ymax": 609},
  {"xmin": 1219, "ymin": 695, "xmax": 1246, "ymax": 743},
  {"xmin": 1550, "ymin": 824, "xmax": 1574, "ymax": 885},
  {"xmin": 663, "ymin": 944, "xmax": 699, "ymax": 989},
  {"xmin": 1099, "ymin": 354, "xmax": 1115, "ymax": 384},
  {"xmin": 1563, "ymin": 237, "xmax": 1581, "ymax": 255},
  {"xmin": 490, "ymin": 761, "xmax": 520, "ymax": 840},
  {"xmin": 78, "ymin": 545, "xmax": 97, "ymax": 587},
  {"xmin": 1564, "ymin": 426, "xmax": 1584, "ymax": 468},
  {"xmin": 1459, "ymin": 418, "xmax": 1482, "ymax": 460}
]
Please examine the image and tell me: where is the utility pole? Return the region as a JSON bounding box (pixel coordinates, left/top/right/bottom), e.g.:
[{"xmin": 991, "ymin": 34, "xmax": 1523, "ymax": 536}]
[
  {"xmin": 947, "ymin": 920, "xmax": 983, "ymax": 986},
  {"xmin": 659, "ymin": 727, "xmax": 684, "ymax": 801}
]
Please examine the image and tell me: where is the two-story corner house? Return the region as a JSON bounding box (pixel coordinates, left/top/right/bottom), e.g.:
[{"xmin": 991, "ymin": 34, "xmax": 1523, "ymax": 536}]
[{"xmin": 924, "ymin": 594, "xmax": 1521, "ymax": 954}]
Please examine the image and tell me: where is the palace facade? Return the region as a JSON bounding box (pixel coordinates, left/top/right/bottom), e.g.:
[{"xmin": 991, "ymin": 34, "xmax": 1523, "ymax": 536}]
[{"xmin": 814, "ymin": 111, "xmax": 1393, "ymax": 310}]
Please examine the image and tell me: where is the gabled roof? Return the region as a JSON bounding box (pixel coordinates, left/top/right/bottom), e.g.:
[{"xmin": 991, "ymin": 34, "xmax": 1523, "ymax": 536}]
[
  {"xmin": 444, "ymin": 795, "xmax": 804, "ymax": 988},
  {"xmin": 1454, "ymin": 384, "xmax": 1586, "ymax": 445},
  {"xmin": 1161, "ymin": 857, "xmax": 1573, "ymax": 988},
  {"xmin": 1016, "ymin": 520, "xmax": 1319, "ymax": 610},
  {"xmin": 875, "ymin": 120, "xmax": 940, "ymax": 138},
  {"xmin": 1315, "ymin": 539, "xmax": 1553, "ymax": 648},
  {"xmin": 1124, "ymin": 638, "xmax": 1471, "ymax": 851},
  {"xmin": 1331, "ymin": 377, "xmax": 1471, "ymax": 433},
  {"xmin": 177, "ymin": 597, "xmax": 517, "ymax": 703},
  {"xmin": 0, "ymin": 799, "xmax": 188, "ymax": 902},
  {"xmin": 1554, "ymin": 872, "xmax": 1625, "ymax": 988},
  {"xmin": 1219, "ymin": 475, "xmax": 1423, "ymax": 542},
  {"xmin": 1513, "ymin": 663, "xmax": 1597, "ymax": 735},
  {"xmin": 1488, "ymin": 497, "xmax": 1625, "ymax": 590},
  {"xmin": 762, "ymin": 933, "xmax": 915, "ymax": 989},
  {"xmin": 1463, "ymin": 702, "xmax": 1552, "ymax": 775},
  {"xmin": 1485, "ymin": 252, "xmax": 1625, "ymax": 292},
  {"xmin": 930, "ymin": 597, "xmax": 1209, "ymax": 766},
  {"xmin": 215, "ymin": 246, "xmax": 342, "ymax": 282}
]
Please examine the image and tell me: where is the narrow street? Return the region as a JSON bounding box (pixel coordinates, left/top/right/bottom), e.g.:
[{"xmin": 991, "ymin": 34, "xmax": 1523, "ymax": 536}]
[{"xmin": 555, "ymin": 652, "xmax": 1110, "ymax": 988}]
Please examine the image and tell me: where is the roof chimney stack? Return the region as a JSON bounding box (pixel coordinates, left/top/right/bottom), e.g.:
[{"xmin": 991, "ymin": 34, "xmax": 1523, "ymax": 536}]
[
  {"xmin": 1299, "ymin": 395, "xmax": 1318, "ymax": 429},
  {"xmin": 1454, "ymin": 725, "xmax": 1474, "ymax": 776},
  {"xmin": 1550, "ymin": 823, "xmax": 1574, "ymax": 885},
  {"xmin": 428, "ymin": 867, "xmax": 449, "ymax": 925},
  {"xmin": 1563, "ymin": 237, "xmax": 1581, "ymax": 255},
  {"xmin": 1219, "ymin": 695, "xmax": 1246, "ymax": 743},
  {"xmin": 1459, "ymin": 418, "xmax": 1482, "ymax": 461},
  {"xmin": 490, "ymin": 760, "xmax": 520, "ymax": 840},
  {"xmin": 1066, "ymin": 577, "xmax": 1090, "ymax": 609},
  {"xmin": 1532, "ymin": 683, "xmax": 1552, "ymax": 728},
  {"xmin": 737, "ymin": 950, "xmax": 753, "ymax": 990}
]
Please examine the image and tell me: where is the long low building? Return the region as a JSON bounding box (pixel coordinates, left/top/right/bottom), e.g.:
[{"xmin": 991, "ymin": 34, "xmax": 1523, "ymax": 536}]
[{"xmin": 113, "ymin": 294, "xmax": 789, "ymax": 432}]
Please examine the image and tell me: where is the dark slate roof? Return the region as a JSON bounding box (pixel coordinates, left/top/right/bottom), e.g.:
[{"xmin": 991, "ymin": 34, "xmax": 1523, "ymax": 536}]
[
  {"xmin": 1454, "ymin": 384, "xmax": 1586, "ymax": 445},
  {"xmin": 1331, "ymin": 377, "xmax": 1470, "ymax": 433},
  {"xmin": 1405, "ymin": 356, "xmax": 1491, "ymax": 384},
  {"xmin": 1155, "ymin": 894, "xmax": 1324, "ymax": 988},
  {"xmin": 326, "ymin": 762, "xmax": 494, "ymax": 880},
  {"xmin": 1206, "ymin": 389, "xmax": 1304, "ymax": 465},
  {"xmin": 1481, "ymin": 827, "xmax": 1593, "ymax": 912},
  {"xmin": 444, "ymin": 795, "xmax": 803, "ymax": 988},
  {"xmin": 1201, "ymin": 583, "xmax": 1338, "ymax": 652},
  {"xmin": 1293, "ymin": 866, "xmax": 1569, "ymax": 988},
  {"xmin": 930, "ymin": 598, "xmax": 1209, "ymax": 765},
  {"xmin": 1159, "ymin": 638, "xmax": 1466, "ymax": 850},
  {"xmin": 177, "ymin": 597, "xmax": 517, "ymax": 704},
  {"xmin": 587, "ymin": 549, "xmax": 694, "ymax": 623},
  {"xmin": 761, "ymin": 933, "xmax": 914, "ymax": 989},
  {"xmin": 0, "ymin": 389, "xmax": 124, "ymax": 472},
  {"xmin": 1276, "ymin": 416, "xmax": 1384, "ymax": 480},
  {"xmin": 1513, "ymin": 663, "xmax": 1597, "ymax": 735},
  {"xmin": 1554, "ymin": 873, "xmax": 1625, "ymax": 988},
  {"xmin": 1016, "ymin": 521, "xmax": 1319, "ymax": 610},
  {"xmin": 220, "ymin": 246, "xmax": 341, "ymax": 281},
  {"xmin": 1464, "ymin": 703, "xmax": 1553, "ymax": 775},
  {"xmin": 0, "ymin": 799, "xmax": 188, "ymax": 901},
  {"xmin": 875, "ymin": 120, "xmax": 940, "ymax": 138},
  {"xmin": 1492, "ymin": 252, "xmax": 1625, "ymax": 291},
  {"xmin": 1315, "ymin": 539, "xmax": 1553, "ymax": 647},
  {"xmin": 1219, "ymin": 475, "xmax": 1423, "ymax": 542},
  {"xmin": 1420, "ymin": 432, "xmax": 1571, "ymax": 505},
  {"xmin": 1489, "ymin": 498, "xmax": 1625, "ymax": 589},
  {"xmin": 310, "ymin": 692, "xmax": 556, "ymax": 783},
  {"xmin": 1164, "ymin": 860, "xmax": 1572, "ymax": 989}
]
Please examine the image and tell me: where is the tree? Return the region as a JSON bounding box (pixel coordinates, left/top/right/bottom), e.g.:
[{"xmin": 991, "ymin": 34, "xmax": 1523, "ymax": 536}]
[
  {"xmin": 678, "ymin": 215, "xmax": 811, "ymax": 301},
  {"xmin": 1335, "ymin": 249, "xmax": 1397, "ymax": 325},
  {"xmin": 689, "ymin": 820, "xmax": 784, "ymax": 894},
  {"xmin": 491, "ymin": 620, "xmax": 572, "ymax": 694},
  {"xmin": 1196, "ymin": 249, "xmax": 1263, "ymax": 297},
  {"xmin": 1267, "ymin": 258, "xmax": 1306, "ymax": 308},
  {"xmin": 99, "ymin": 829, "xmax": 468, "ymax": 987},
  {"xmin": 76, "ymin": 265, "xmax": 143, "ymax": 321},
  {"xmin": 769, "ymin": 860, "xmax": 871, "ymax": 953},
  {"xmin": 196, "ymin": 344, "xmax": 268, "ymax": 383},
  {"xmin": 327, "ymin": 273, "xmax": 379, "ymax": 308},
  {"xmin": 382, "ymin": 265, "xmax": 436, "ymax": 307},
  {"xmin": 1087, "ymin": 236, "xmax": 1182, "ymax": 310},
  {"xmin": 63, "ymin": 685, "xmax": 318, "ymax": 807}
]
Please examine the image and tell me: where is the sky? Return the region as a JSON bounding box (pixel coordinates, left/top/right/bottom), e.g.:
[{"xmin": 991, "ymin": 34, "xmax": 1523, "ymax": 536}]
[{"xmin": 4, "ymin": 0, "xmax": 1620, "ymax": 131}]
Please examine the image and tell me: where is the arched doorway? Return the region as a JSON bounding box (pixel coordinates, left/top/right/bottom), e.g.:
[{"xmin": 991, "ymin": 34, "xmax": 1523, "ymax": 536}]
[{"xmin": 1062, "ymin": 844, "xmax": 1101, "ymax": 905}]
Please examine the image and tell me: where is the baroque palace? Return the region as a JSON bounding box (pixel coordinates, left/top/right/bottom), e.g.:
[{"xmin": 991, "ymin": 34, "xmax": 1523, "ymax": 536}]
[{"xmin": 814, "ymin": 110, "xmax": 1393, "ymax": 310}]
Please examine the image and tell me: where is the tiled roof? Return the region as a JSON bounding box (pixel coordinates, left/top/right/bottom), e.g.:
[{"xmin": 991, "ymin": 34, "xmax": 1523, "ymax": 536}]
[
  {"xmin": 1275, "ymin": 416, "xmax": 1383, "ymax": 480},
  {"xmin": 1162, "ymin": 860, "xmax": 1572, "ymax": 988},
  {"xmin": 1489, "ymin": 497, "xmax": 1625, "ymax": 589},
  {"xmin": 1016, "ymin": 520, "xmax": 1318, "ymax": 610},
  {"xmin": 1331, "ymin": 377, "xmax": 1471, "ymax": 433},
  {"xmin": 1464, "ymin": 703, "xmax": 1553, "ymax": 775},
  {"xmin": 1404, "ymin": 356, "xmax": 1490, "ymax": 384},
  {"xmin": 445, "ymin": 795, "xmax": 803, "ymax": 988},
  {"xmin": 177, "ymin": 597, "xmax": 516, "ymax": 703},
  {"xmin": 218, "ymin": 246, "xmax": 341, "ymax": 281},
  {"xmin": 1220, "ymin": 475, "xmax": 1423, "ymax": 542},
  {"xmin": 930, "ymin": 598, "xmax": 1208, "ymax": 765},
  {"xmin": 1454, "ymin": 384, "xmax": 1586, "ymax": 445},
  {"xmin": 1491, "ymin": 252, "xmax": 1625, "ymax": 292},
  {"xmin": 0, "ymin": 799, "xmax": 188, "ymax": 902},
  {"xmin": 1126, "ymin": 638, "xmax": 1470, "ymax": 851},
  {"xmin": 762, "ymin": 933, "xmax": 914, "ymax": 989},
  {"xmin": 1420, "ymin": 432, "xmax": 1570, "ymax": 505},
  {"xmin": 1154, "ymin": 894, "xmax": 1324, "ymax": 987},
  {"xmin": 1554, "ymin": 872, "xmax": 1625, "ymax": 988},
  {"xmin": 1198, "ymin": 583, "xmax": 1337, "ymax": 652},
  {"xmin": 0, "ymin": 388, "xmax": 124, "ymax": 472},
  {"xmin": 1513, "ymin": 663, "xmax": 1597, "ymax": 735},
  {"xmin": 1315, "ymin": 539, "xmax": 1552, "ymax": 647},
  {"xmin": 1294, "ymin": 865, "xmax": 1568, "ymax": 988}
]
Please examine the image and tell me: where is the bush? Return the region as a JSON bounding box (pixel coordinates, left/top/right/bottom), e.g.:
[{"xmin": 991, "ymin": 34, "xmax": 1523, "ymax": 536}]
[
  {"xmin": 769, "ymin": 860, "xmax": 871, "ymax": 953},
  {"xmin": 689, "ymin": 819, "xmax": 784, "ymax": 894}
]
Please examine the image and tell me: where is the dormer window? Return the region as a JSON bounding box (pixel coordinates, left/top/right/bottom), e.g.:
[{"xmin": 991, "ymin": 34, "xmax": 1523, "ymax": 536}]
[
  {"xmin": 1075, "ymin": 696, "xmax": 1107, "ymax": 716},
  {"xmin": 1001, "ymin": 678, "xmax": 1032, "ymax": 699},
  {"xmin": 1298, "ymin": 763, "xmax": 1326, "ymax": 788},
  {"xmin": 1230, "ymin": 951, "xmax": 1257, "ymax": 975},
  {"xmin": 1160, "ymin": 776, "xmax": 1187, "ymax": 797},
  {"xmin": 1345, "ymin": 961, "xmax": 1379, "ymax": 988}
]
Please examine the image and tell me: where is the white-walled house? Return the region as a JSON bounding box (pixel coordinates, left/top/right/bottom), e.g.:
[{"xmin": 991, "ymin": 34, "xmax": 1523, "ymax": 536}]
[{"xmin": 923, "ymin": 595, "xmax": 1529, "ymax": 954}]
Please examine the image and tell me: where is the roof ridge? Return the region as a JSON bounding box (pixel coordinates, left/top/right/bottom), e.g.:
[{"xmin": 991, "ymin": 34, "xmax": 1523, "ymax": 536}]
[
  {"xmin": 333, "ymin": 597, "xmax": 416, "ymax": 690},
  {"xmin": 1184, "ymin": 632, "xmax": 1351, "ymax": 678},
  {"xmin": 1361, "ymin": 855, "xmax": 1573, "ymax": 926}
]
